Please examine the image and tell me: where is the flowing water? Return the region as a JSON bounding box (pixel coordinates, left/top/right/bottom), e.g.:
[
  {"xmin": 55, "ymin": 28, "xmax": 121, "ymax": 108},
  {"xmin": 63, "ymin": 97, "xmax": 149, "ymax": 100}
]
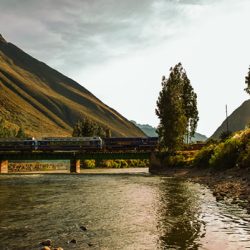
[{"xmin": 0, "ymin": 169, "xmax": 249, "ymax": 250}]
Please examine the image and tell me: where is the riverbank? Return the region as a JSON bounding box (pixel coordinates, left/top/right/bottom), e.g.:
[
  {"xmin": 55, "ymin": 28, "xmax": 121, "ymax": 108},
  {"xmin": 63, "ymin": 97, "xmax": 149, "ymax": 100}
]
[{"xmin": 152, "ymin": 166, "xmax": 250, "ymax": 213}]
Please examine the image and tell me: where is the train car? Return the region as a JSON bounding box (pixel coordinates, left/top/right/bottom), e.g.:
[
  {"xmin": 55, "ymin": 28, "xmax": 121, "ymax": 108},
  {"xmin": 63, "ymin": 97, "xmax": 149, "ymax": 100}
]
[
  {"xmin": 138, "ymin": 137, "xmax": 158, "ymax": 150},
  {"xmin": 36, "ymin": 137, "xmax": 102, "ymax": 151},
  {"xmin": 103, "ymin": 137, "xmax": 158, "ymax": 151},
  {"xmin": 0, "ymin": 137, "xmax": 36, "ymax": 151}
]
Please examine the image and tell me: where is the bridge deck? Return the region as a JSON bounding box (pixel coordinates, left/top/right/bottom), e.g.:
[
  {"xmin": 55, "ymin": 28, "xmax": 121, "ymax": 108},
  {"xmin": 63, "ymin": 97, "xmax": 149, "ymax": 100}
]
[{"xmin": 0, "ymin": 151, "xmax": 151, "ymax": 161}]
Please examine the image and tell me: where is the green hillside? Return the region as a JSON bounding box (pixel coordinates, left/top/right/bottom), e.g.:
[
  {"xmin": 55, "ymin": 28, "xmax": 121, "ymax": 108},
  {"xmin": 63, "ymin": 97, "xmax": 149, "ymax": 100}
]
[
  {"xmin": 211, "ymin": 99, "xmax": 250, "ymax": 139},
  {"xmin": 0, "ymin": 34, "xmax": 144, "ymax": 138}
]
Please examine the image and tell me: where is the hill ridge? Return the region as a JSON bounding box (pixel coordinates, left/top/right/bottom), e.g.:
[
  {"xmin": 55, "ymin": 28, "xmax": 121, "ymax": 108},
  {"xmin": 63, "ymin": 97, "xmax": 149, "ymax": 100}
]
[{"xmin": 0, "ymin": 35, "xmax": 144, "ymax": 137}]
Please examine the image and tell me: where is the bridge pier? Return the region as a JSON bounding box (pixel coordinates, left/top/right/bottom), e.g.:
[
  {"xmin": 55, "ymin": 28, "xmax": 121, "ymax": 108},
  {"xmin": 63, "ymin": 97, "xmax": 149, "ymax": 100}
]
[
  {"xmin": 70, "ymin": 159, "xmax": 80, "ymax": 173},
  {"xmin": 0, "ymin": 160, "xmax": 8, "ymax": 173}
]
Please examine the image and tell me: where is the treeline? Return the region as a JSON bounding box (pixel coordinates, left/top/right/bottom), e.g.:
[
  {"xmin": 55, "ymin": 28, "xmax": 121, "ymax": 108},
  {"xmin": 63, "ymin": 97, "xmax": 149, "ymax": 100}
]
[
  {"xmin": 0, "ymin": 118, "xmax": 27, "ymax": 138},
  {"xmin": 72, "ymin": 117, "xmax": 111, "ymax": 138}
]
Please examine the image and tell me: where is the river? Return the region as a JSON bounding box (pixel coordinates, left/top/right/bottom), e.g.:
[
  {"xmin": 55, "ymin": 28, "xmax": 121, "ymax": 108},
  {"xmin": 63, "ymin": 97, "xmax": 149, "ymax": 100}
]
[{"xmin": 0, "ymin": 168, "xmax": 249, "ymax": 249}]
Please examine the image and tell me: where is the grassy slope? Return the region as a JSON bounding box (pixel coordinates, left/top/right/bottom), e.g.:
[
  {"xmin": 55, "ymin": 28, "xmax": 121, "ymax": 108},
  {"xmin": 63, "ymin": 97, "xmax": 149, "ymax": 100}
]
[{"xmin": 0, "ymin": 36, "xmax": 144, "ymax": 137}]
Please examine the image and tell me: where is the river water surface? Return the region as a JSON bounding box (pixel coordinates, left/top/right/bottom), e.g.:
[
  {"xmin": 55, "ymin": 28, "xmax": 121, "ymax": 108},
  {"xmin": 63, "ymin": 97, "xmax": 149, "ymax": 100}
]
[{"xmin": 0, "ymin": 168, "xmax": 250, "ymax": 250}]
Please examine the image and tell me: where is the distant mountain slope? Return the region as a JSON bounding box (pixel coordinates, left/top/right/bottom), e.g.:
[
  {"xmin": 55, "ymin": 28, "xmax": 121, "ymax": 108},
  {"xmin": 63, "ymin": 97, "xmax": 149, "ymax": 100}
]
[
  {"xmin": 211, "ymin": 99, "xmax": 250, "ymax": 139},
  {"xmin": 0, "ymin": 34, "xmax": 144, "ymax": 137},
  {"xmin": 132, "ymin": 121, "xmax": 207, "ymax": 142}
]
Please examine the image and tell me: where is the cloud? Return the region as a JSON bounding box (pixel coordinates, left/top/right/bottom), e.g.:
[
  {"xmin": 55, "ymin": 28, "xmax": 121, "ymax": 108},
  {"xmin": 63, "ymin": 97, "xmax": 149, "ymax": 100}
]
[{"xmin": 0, "ymin": 0, "xmax": 209, "ymax": 72}]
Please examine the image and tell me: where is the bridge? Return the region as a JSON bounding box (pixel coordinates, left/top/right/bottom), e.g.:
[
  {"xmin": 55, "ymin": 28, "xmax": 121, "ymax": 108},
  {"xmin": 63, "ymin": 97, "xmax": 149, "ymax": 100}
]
[{"xmin": 0, "ymin": 151, "xmax": 152, "ymax": 173}]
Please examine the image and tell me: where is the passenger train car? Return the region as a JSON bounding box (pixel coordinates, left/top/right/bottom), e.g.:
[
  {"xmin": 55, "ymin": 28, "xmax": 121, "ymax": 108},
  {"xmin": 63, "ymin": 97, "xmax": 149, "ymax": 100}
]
[
  {"xmin": 0, "ymin": 137, "xmax": 36, "ymax": 151},
  {"xmin": 0, "ymin": 136, "xmax": 158, "ymax": 152},
  {"xmin": 37, "ymin": 137, "xmax": 102, "ymax": 151}
]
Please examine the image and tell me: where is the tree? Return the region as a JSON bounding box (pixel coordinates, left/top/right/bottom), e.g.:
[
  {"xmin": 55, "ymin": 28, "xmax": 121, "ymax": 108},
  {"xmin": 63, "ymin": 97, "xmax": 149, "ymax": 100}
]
[
  {"xmin": 155, "ymin": 63, "xmax": 199, "ymax": 152},
  {"xmin": 182, "ymin": 72, "xmax": 199, "ymax": 143},
  {"xmin": 16, "ymin": 126, "xmax": 27, "ymax": 138},
  {"xmin": 0, "ymin": 117, "xmax": 16, "ymax": 138},
  {"xmin": 72, "ymin": 117, "xmax": 107, "ymax": 137},
  {"xmin": 245, "ymin": 66, "xmax": 250, "ymax": 94}
]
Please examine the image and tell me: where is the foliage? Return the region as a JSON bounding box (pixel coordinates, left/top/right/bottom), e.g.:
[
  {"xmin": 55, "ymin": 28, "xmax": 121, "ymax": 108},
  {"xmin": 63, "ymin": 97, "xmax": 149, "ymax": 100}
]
[
  {"xmin": 16, "ymin": 126, "xmax": 27, "ymax": 138},
  {"xmin": 209, "ymin": 137, "xmax": 243, "ymax": 169},
  {"xmin": 245, "ymin": 65, "xmax": 250, "ymax": 94},
  {"xmin": 155, "ymin": 63, "xmax": 198, "ymax": 153},
  {"xmin": 72, "ymin": 117, "xmax": 110, "ymax": 137},
  {"xmin": 219, "ymin": 130, "xmax": 232, "ymax": 141},
  {"xmin": 0, "ymin": 117, "xmax": 17, "ymax": 138},
  {"xmin": 80, "ymin": 159, "xmax": 149, "ymax": 169},
  {"xmin": 193, "ymin": 144, "xmax": 216, "ymax": 168}
]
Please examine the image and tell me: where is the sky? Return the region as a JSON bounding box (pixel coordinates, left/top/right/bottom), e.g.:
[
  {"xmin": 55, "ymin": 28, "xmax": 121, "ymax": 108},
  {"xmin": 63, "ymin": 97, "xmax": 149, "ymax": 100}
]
[{"xmin": 1, "ymin": 0, "xmax": 250, "ymax": 137}]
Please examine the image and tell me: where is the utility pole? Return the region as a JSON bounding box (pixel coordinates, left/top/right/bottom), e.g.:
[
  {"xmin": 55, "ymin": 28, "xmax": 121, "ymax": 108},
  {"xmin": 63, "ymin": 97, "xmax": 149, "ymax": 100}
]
[{"xmin": 226, "ymin": 105, "xmax": 229, "ymax": 133}]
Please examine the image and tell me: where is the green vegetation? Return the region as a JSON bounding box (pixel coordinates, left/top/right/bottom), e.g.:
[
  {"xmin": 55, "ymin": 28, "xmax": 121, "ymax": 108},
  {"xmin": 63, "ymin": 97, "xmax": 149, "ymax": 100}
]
[
  {"xmin": 0, "ymin": 117, "xmax": 27, "ymax": 138},
  {"xmin": 194, "ymin": 129, "xmax": 249, "ymax": 170},
  {"xmin": 155, "ymin": 63, "xmax": 198, "ymax": 152},
  {"xmin": 81, "ymin": 159, "xmax": 149, "ymax": 169},
  {"xmin": 72, "ymin": 117, "xmax": 111, "ymax": 137}
]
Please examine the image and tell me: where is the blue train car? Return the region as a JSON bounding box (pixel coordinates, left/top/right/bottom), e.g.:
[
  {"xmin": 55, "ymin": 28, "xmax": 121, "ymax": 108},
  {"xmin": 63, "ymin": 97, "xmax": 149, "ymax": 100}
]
[
  {"xmin": 37, "ymin": 137, "xmax": 102, "ymax": 151},
  {"xmin": 0, "ymin": 138, "xmax": 36, "ymax": 151},
  {"xmin": 103, "ymin": 137, "xmax": 158, "ymax": 151}
]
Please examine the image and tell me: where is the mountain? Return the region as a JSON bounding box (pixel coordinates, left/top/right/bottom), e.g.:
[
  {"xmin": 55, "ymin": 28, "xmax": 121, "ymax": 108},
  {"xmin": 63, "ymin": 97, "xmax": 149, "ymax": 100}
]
[
  {"xmin": 131, "ymin": 121, "xmax": 207, "ymax": 142},
  {"xmin": 0, "ymin": 34, "xmax": 144, "ymax": 137},
  {"xmin": 211, "ymin": 99, "xmax": 250, "ymax": 139}
]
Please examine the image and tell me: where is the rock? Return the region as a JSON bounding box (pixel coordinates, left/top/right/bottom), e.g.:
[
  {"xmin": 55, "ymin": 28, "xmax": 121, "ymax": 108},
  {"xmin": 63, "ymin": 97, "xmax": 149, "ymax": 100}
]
[
  {"xmin": 41, "ymin": 247, "xmax": 51, "ymax": 250},
  {"xmin": 70, "ymin": 239, "xmax": 77, "ymax": 244},
  {"xmin": 80, "ymin": 226, "xmax": 87, "ymax": 231},
  {"xmin": 40, "ymin": 239, "xmax": 52, "ymax": 246}
]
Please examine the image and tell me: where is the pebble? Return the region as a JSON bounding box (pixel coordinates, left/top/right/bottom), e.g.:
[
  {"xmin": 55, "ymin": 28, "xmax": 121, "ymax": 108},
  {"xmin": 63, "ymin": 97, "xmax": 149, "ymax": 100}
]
[
  {"xmin": 40, "ymin": 239, "xmax": 52, "ymax": 246},
  {"xmin": 80, "ymin": 226, "xmax": 87, "ymax": 231},
  {"xmin": 69, "ymin": 239, "xmax": 77, "ymax": 244}
]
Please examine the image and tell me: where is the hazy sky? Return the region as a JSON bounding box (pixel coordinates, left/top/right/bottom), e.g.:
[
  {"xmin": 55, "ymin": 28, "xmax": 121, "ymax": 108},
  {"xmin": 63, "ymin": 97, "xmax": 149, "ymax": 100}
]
[{"xmin": 1, "ymin": 0, "xmax": 250, "ymax": 136}]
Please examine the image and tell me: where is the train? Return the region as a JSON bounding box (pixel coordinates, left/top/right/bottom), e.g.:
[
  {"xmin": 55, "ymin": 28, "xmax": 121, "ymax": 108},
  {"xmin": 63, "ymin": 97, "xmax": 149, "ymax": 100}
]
[{"xmin": 0, "ymin": 136, "xmax": 158, "ymax": 152}]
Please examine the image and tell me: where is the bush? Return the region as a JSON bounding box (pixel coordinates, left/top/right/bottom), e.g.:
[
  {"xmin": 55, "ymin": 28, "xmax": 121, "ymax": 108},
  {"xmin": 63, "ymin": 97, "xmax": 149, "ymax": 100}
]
[
  {"xmin": 193, "ymin": 144, "xmax": 216, "ymax": 168},
  {"xmin": 163, "ymin": 154, "xmax": 186, "ymax": 168},
  {"xmin": 209, "ymin": 137, "xmax": 243, "ymax": 169},
  {"xmin": 81, "ymin": 160, "xmax": 95, "ymax": 169}
]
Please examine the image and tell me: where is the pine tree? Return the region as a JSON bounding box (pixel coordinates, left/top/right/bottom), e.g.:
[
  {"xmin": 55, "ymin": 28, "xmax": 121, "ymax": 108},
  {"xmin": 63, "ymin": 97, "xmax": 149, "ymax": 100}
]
[{"xmin": 245, "ymin": 66, "xmax": 250, "ymax": 94}]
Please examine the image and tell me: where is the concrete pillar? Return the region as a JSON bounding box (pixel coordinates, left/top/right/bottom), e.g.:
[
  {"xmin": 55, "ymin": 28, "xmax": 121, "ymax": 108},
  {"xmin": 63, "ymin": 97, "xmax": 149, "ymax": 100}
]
[
  {"xmin": 70, "ymin": 159, "xmax": 80, "ymax": 173},
  {"xmin": 0, "ymin": 160, "xmax": 8, "ymax": 173}
]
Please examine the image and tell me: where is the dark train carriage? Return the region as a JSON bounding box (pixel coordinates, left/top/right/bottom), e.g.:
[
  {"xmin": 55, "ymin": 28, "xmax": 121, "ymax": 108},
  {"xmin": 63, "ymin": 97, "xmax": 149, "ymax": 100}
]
[
  {"xmin": 0, "ymin": 138, "xmax": 36, "ymax": 151},
  {"xmin": 37, "ymin": 137, "xmax": 102, "ymax": 151},
  {"xmin": 103, "ymin": 137, "xmax": 158, "ymax": 151}
]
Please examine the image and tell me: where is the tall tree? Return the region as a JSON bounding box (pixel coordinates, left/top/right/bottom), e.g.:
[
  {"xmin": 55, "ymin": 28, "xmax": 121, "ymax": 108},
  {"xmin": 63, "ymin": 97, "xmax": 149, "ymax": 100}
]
[
  {"xmin": 245, "ymin": 66, "xmax": 250, "ymax": 94},
  {"xmin": 182, "ymin": 72, "xmax": 199, "ymax": 143},
  {"xmin": 155, "ymin": 63, "xmax": 198, "ymax": 152},
  {"xmin": 156, "ymin": 63, "xmax": 187, "ymax": 152}
]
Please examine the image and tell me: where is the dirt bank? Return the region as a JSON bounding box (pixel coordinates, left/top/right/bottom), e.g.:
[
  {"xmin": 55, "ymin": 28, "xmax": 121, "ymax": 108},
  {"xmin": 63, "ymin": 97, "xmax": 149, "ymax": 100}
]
[{"xmin": 152, "ymin": 167, "xmax": 250, "ymax": 213}]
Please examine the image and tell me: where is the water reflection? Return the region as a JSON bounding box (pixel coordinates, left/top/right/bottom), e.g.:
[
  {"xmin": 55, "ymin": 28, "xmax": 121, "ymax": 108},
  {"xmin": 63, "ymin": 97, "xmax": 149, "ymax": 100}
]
[
  {"xmin": 0, "ymin": 174, "xmax": 249, "ymax": 250},
  {"xmin": 156, "ymin": 178, "xmax": 205, "ymax": 249}
]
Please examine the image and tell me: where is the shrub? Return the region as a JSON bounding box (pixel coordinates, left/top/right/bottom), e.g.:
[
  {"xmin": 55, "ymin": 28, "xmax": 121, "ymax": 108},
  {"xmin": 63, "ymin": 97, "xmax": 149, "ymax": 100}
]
[
  {"xmin": 192, "ymin": 144, "xmax": 216, "ymax": 168},
  {"xmin": 163, "ymin": 154, "xmax": 186, "ymax": 168},
  {"xmin": 209, "ymin": 137, "xmax": 243, "ymax": 169},
  {"xmin": 81, "ymin": 160, "xmax": 95, "ymax": 169}
]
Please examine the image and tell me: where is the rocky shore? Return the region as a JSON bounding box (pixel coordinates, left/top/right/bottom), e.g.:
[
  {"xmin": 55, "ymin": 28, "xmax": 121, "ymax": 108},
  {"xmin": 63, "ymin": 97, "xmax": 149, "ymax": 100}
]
[{"xmin": 151, "ymin": 166, "xmax": 250, "ymax": 213}]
